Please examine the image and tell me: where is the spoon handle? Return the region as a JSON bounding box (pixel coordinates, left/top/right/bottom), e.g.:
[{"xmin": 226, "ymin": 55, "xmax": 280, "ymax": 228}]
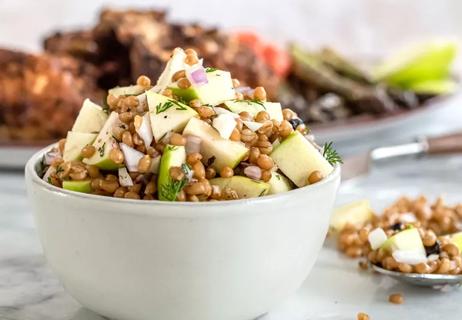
[{"xmin": 426, "ymin": 132, "xmax": 462, "ymax": 155}]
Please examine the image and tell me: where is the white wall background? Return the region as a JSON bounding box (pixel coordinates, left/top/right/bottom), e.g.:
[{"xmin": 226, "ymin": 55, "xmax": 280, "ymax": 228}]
[{"xmin": 0, "ymin": 0, "xmax": 461, "ymax": 56}]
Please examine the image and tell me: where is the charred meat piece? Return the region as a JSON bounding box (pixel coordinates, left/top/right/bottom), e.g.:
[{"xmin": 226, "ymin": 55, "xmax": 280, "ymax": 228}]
[
  {"xmin": 43, "ymin": 9, "xmax": 280, "ymax": 98},
  {"xmin": 0, "ymin": 49, "xmax": 102, "ymax": 142}
]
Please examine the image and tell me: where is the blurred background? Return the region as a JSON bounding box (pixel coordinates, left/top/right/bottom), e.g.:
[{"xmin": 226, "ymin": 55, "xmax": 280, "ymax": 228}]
[
  {"xmin": 0, "ymin": 0, "xmax": 461, "ymax": 165},
  {"xmin": 1, "ymin": 0, "xmax": 462, "ymax": 55}
]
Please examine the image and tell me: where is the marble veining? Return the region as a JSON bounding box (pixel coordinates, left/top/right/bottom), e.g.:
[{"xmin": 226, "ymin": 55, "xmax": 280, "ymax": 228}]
[{"xmin": 1, "ymin": 93, "xmax": 462, "ymax": 320}]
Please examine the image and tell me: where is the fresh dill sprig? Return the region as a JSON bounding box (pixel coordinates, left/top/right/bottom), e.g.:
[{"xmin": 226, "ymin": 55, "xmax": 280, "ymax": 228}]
[
  {"xmin": 155, "ymin": 99, "xmax": 187, "ymax": 114},
  {"xmin": 159, "ymin": 178, "xmax": 188, "ymax": 201},
  {"xmin": 158, "ymin": 163, "xmax": 191, "ymax": 201},
  {"xmin": 233, "ymin": 99, "xmax": 266, "ymax": 109},
  {"xmin": 156, "ymin": 101, "xmax": 174, "ymax": 114},
  {"xmin": 322, "ymin": 142, "xmax": 343, "ymax": 165}
]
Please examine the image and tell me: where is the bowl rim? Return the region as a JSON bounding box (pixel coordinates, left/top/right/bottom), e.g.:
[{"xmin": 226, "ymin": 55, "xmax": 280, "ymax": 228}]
[{"xmin": 26, "ymin": 143, "xmax": 341, "ymax": 208}]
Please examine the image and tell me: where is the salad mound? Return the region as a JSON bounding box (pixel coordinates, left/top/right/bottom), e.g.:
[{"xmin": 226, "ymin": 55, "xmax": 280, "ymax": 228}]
[{"xmin": 40, "ymin": 48, "xmax": 340, "ymax": 201}]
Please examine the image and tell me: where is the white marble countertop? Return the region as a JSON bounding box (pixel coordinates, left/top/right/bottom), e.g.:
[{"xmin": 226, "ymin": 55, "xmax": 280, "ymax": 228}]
[
  {"xmin": 2, "ymin": 155, "xmax": 462, "ymax": 320},
  {"xmin": 1, "ymin": 95, "xmax": 462, "ymax": 320}
]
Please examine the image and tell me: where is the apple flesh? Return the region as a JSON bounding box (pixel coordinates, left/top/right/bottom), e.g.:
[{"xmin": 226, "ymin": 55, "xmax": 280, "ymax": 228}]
[
  {"xmin": 146, "ymin": 91, "xmax": 198, "ymax": 142},
  {"xmin": 209, "ymin": 176, "xmax": 270, "ymax": 199},
  {"xmin": 72, "ymin": 99, "xmax": 108, "ymax": 133},
  {"xmin": 83, "ymin": 112, "xmax": 124, "ymax": 170},
  {"xmin": 170, "ymin": 70, "xmax": 236, "ymax": 106},
  {"xmin": 157, "ymin": 145, "xmax": 187, "ymax": 201},
  {"xmin": 63, "ymin": 131, "xmax": 97, "ymax": 162},
  {"xmin": 182, "ymin": 117, "xmax": 248, "ymax": 171},
  {"xmin": 267, "ymin": 172, "xmax": 293, "ymax": 195},
  {"xmin": 330, "ymin": 199, "xmax": 373, "ymax": 232},
  {"xmin": 224, "ymin": 100, "xmax": 283, "ymax": 121},
  {"xmin": 62, "ymin": 180, "xmax": 92, "ymax": 193},
  {"xmin": 270, "ymin": 131, "xmax": 333, "ymax": 187}
]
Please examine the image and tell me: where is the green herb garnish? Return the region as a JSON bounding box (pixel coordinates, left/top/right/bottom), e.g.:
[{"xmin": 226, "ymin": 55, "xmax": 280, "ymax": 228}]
[
  {"xmin": 205, "ymin": 67, "xmax": 217, "ymax": 73},
  {"xmin": 234, "ymin": 99, "xmax": 266, "ymax": 109},
  {"xmin": 98, "ymin": 143, "xmax": 105, "ymax": 157},
  {"xmin": 56, "ymin": 166, "xmax": 64, "ymax": 175},
  {"xmin": 156, "ymin": 99, "xmax": 187, "ymax": 114},
  {"xmin": 158, "ymin": 164, "xmax": 191, "ymax": 201},
  {"xmin": 322, "ymin": 142, "xmax": 343, "ymax": 165}
]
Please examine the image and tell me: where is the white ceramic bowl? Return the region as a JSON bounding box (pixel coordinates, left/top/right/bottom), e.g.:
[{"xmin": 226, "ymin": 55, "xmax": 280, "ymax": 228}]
[{"xmin": 25, "ymin": 145, "xmax": 340, "ymax": 320}]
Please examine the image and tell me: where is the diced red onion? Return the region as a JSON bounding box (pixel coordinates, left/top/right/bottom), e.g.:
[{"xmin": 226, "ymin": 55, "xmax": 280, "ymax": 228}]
[
  {"xmin": 213, "ymin": 107, "xmax": 240, "ymax": 119},
  {"xmin": 136, "ymin": 93, "xmax": 147, "ymax": 112},
  {"xmin": 185, "ymin": 135, "xmax": 202, "ymax": 154},
  {"xmin": 392, "ymin": 249, "xmax": 427, "ymax": 265},
  {"xmin": 185, "ymin": 63, "xmax": 208, "ymax": 87},
  {"xmin": 399, "ymin": 212, "xmax": 417, "ymax": 224},
  {"xmin": 120, "ymin": 143, "xmax": 144, "ymax": 172},
  {"xmin": 235, "ymin": 86, "xmax": 253, "ymax": 95},
  {"xmin": 43, "ymin": 148, "xmax": 61, "ymax": 165},
  {"xmin": 42, "ymin": 166, "xmax": 56, "ymax": 182},
  {"xmin": 118, "ymin": 167, "xmax": 134, "ymax": 187},
  {"xmin": 244, "ymin": 166, "xmax": 262, "ymax": 180},
  {"xmin": 212, "ymin": 114, "xmax": 236, "ymax": 139},
  {"xmin": 368, "ymin": 228, "xmax": 388, "ymax": 250},
  {"xmin": 427, "ymin": 254, "xmax": 439, "ymax": 262},
  {"xmin": 134, "ymin": 113, "xmax": 153, "ymax": 148},
  {"xmin": 243, "ymin": 121, "xmax": 263, "ymax": 132}
]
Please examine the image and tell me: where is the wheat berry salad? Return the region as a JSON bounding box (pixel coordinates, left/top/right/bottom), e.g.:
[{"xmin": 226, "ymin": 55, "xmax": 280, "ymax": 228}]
[{"xmin": 39, "ymin": 48, "xmax": 341, "ymax": 202}]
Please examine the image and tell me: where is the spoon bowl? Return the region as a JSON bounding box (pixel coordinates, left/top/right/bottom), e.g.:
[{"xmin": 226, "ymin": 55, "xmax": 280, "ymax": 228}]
[{"xmin": 372, "ymin": 264, "xmax": 462, "ymax": 288}]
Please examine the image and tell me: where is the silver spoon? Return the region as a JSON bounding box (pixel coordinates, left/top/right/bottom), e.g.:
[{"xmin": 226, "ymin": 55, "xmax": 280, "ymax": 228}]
[{"xmin": 371, "ymin": 264, "xmax": 462, "ymax": 288}]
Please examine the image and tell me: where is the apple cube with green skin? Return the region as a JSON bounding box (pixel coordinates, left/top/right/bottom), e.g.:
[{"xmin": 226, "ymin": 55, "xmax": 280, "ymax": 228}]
[
  {"xmin": 224, "ymin": 100, "xmax": 283, "ymax": 121},
  {"xmin": 169, "ymin": 69, "xmax": 236, "ymax": 106},
  {"xmin": 72, "ymin": 99, "xmax": 108, "ymax": 133},
  {"xmin": 381, "ymin": 228, "xmax": 425, "ymax": 255},
  {"xmin": 449, "ymin": 232, "xmax": 462, "ymax": 252},
  {"xmin": 63, "ymin": 180, "xmax": 92, "ymax": 193},
  {"xmin": 406, "ymin": 79, "xmax": 458, "ymax": 95},
  {"xmin": 154, "ymin": 48, "xmax": 187, "ymax": 92},
  {"xmin": 146, "ymin": 91, "xmax": 198, "ymax": 142},
  {"xmin": 268, "ymin": 172, "xmax": 293, "ymax": 195},
  {"xmin": 63, "ymin": 131, "xmax": 97, "ymax": 162},
  {"xmin": 183, "ymin": 117, "xmax": 248, "ymax": 171},
  {"xmin": 108, "ymin": 85, "xmax": 145, "ymax": 97},
  {"xmin": 330, "ymin": 199, "xmax": 373, "ymax": 232},
  {"xmin": 270, "ymin": 131, "xmax": 333, "ymax": 187},
  {"xmin": 157, "ymin": 145, "xmax": 186, "ymax": 201},
  {"xmin": 210, "ymin": 176, "xmax": 270, "ymax": 199},
  {"xmin": 374, "ymin": 40, "xmax": 457, "ymax": 87},
  {"xmin": 83, "ymin": 112, "xmax": 124, "ymax": 170}
]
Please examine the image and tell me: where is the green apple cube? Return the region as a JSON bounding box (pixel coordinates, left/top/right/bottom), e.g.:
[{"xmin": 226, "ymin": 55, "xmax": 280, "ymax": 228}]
[
  {"xmin": 183, "ymin": 117, "xmax": 248, "ymax": 171},
  {"xmin": 146, "ymin": 91, "xmax": 198, "ymax": 142},
  {"xmin": 83, "ymin": 112, "xmax": 124, "ymax": 170},
  {"xmin": 170, "ymin": 70, "xmax": 236, "ymax": 106},
  {"xmin": 63, "ymin": 180, "xmax": 92, "ymax": 193},
  {"xmin": 270, "ymin": 131, "xmax": 333, "ymax": 187},
  {"xmin": 154, "ymin": 48, "xmax": 187, "ymax": 92},
  {"xmin": 72, "ymin": 99, "xmax": 108, "ymax": 133},
  {"xmin": 157, "ymin": 145, "xmax": 186, "ymax": 201},
  {"xmin": 374, "ymin": 40, "xmax": 457, "ymax": 87},
  {"xmin": 381, "ymin": 228, "xmax": 425, "ymax": 254},
  {"xmin": 449, "ymin": 232, "xmax": 462, "ymax": 252},
  {"xmin": 330, "ymin": 199, "xmax": 373, "ymax": 232},
  {"xmin": 268, "ymin": 172, "xmax": 293, "ymax": 195},
  {"xmin": 63, "ymin": 131, "xmax": 97, "ymax": 162},
  {"xmin": 224, "ymin": 100, "xmax": 283, "ymax": 121},
  {"xmin": 209, "ymin": 176, "xmax": 270, "ymax": 199},
  {"xmin": 407, "ymin": 79, "xmax": 458, "ymax": 95},
  {"xmin": 108, "ymin": 85, "xmax": 145, "ymax": 97}
]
